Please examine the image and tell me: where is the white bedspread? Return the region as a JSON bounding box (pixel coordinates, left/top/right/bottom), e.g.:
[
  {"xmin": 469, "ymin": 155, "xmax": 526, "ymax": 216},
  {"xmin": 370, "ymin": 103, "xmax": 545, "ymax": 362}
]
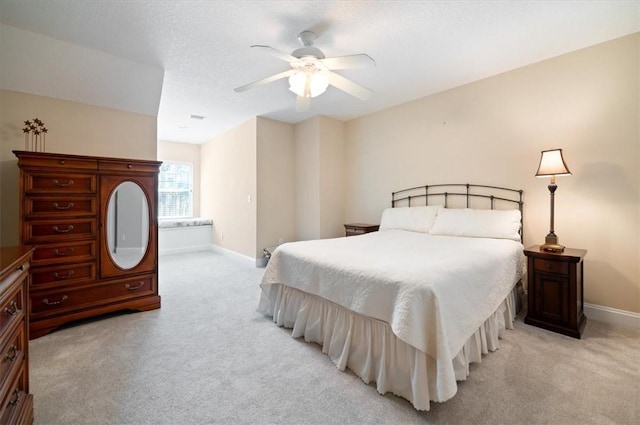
[{"xmin": 259, "ymin": 230, "xmax": 523, "ymax": 372}]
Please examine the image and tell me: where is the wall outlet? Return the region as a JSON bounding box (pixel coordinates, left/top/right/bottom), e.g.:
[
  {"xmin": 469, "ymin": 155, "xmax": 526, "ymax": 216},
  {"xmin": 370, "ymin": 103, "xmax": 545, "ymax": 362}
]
[
  {"xmin": 278, "ymin": 238, "xmax": 284, "ymax": 245},
  {"xmin": 121, "ymin": 234, "xmax": 126, "ymax": 241}
]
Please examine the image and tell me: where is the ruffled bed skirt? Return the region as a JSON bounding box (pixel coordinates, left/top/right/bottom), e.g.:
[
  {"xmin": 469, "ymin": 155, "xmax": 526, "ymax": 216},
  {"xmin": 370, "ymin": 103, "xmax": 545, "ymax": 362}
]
[{"xmin": 259, "ymin": 282, "xmax": 521, "ymax": 411}]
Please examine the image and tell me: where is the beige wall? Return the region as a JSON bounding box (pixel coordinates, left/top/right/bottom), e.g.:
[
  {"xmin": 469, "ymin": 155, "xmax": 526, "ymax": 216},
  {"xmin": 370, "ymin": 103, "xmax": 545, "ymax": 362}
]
[
  {"xmin": 345, "ymin": 34, "xmax": 639, "ymax": 314},
  {"xmin": 201, "ymin": 117, "xmax": 297, "ymax": 260},
  {"xmin": 157, "ymin": 140, "xmax": 201, "ymax": 217},
  {"xmin": 294, "ymin": 117, "xmax": 321, "ymax": 240},
  {"xmin": 294, "ymin": 116, "xmax": 346, "ymax": 240},
  {"xmin": 0, "ymin": 89, "xmax": 157, "ymax": 247},
  {"xmin": 256, "ymin": 117, "xmax": 295, "ymax": 256},
  {"xmin": 318, "ymin": 117, "xmax": 345, "ymax": 239},
  {"xmin": 200, "ymin": 118, "xmax": 257, "ymax": 258}
]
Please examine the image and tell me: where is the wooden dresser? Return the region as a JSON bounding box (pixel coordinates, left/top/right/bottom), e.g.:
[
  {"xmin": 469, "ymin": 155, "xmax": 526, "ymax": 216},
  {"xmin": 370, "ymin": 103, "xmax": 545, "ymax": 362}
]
[
  {"xmin": 0, "ymin": 246, "xmax": 34, "ymax": 425},
  {"xmin": 14, "ymin": 151, "xmax": 162, "ymax": 339}
]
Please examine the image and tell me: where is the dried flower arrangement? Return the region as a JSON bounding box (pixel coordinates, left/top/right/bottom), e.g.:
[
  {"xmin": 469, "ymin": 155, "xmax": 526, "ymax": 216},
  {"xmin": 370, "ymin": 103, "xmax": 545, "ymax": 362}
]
[{"xmin": 22, "ymin": 118, "xmax": 48, "ymax": 151}]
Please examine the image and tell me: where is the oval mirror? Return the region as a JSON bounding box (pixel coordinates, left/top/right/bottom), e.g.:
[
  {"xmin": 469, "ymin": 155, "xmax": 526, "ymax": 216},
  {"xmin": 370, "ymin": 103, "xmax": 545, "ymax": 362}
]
[{"xmin": 106, "ymin": 182, "xmax": 149, "ymax": 269}]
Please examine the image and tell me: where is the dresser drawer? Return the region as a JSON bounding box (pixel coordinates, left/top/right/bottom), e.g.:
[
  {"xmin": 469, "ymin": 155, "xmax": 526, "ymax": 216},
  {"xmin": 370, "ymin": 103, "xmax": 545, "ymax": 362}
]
[
  {"xmin": 533, "ymin": 258, "xmax": 569, "ymax": 275},
  {"xmin": 31, "ymin": 262, "xmax": 95, "ymax": 288},
  {"xmin": 25, "ymin": 173, "xmax": 96, "ymax": 194},
  {"xmin": 31, "ymin": 276, "xmax": 155, "ymax": 317},
  {"xmin": 31, "ymin": 241, "xmax": 96, "ymax": 266},
  {"xmin": 24, "ymin": 218, "xmax": 96, "ymax": 243},
  {"xmin": 0, "ymin": 324, "xmax": 25, "ymax": 394},
  {"xmin": 99, "ymin": 160, "xmax": 160, "ymax": 173},
  {"xmin": 0, "ymin": 285, "xmax": 24, "ymax": 343},
  {"xmin": 0, "ymin": 364, "xmax": 29, "ymax": 425},
  {"xmin": 25, "ymin": 196, "xmax": 97, "ymax": 217},
  {"xmin": 17, "ymin": 154, "xmax": 97, "ymax": 171}
]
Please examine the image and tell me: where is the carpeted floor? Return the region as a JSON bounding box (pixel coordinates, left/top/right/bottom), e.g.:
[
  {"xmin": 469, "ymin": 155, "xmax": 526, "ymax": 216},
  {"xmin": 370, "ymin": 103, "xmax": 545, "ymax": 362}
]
[{"xmin": 30, "ymin": 250, "xmax": 639, "ymax": 424}]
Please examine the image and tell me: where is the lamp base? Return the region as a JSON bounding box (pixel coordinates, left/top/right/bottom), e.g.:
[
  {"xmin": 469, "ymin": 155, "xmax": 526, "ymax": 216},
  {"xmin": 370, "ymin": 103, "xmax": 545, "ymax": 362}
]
[
  {"xmin": 540, "ymin": 243, "xmax": 565, "ymax": 253},
  {"xmin": 541, "ymin": 233, "xmax": 565, "ymax": 253}
]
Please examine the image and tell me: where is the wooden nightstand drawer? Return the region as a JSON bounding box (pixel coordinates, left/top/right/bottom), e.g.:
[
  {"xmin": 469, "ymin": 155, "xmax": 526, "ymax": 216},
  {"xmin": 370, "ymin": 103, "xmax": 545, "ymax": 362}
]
[
  {"xmin": 533, "ymin": 258, "xmax": 569, "ymax": 275},
  {"xmin": 344, "ymin": 223, "xmax": 379, "ymax": 237}
]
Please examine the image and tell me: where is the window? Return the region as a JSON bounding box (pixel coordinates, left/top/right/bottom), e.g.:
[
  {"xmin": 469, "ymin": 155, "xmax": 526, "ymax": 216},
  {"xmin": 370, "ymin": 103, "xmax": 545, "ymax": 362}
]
[{"xmin": 158, "ymin": 161, "xmax": 193, "ymax": 218}]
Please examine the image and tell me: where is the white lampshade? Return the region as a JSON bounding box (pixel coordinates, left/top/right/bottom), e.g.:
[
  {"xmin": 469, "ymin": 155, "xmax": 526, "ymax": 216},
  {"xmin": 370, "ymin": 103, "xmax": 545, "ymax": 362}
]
[
  {"xmin": 535, "ymin": 149, "xmax": 571, "ymax": 177},
  {"xmin": 288, "ymin": 70, "xmax": 329, "ymax": 98}
]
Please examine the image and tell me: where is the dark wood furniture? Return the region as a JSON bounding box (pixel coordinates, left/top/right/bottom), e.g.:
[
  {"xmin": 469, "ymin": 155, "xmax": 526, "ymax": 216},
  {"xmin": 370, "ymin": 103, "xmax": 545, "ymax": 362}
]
[
  {"xmin": 344, "ymin": 223, "xmax": 379, "ymax": 237},
  {"xmin": 0, "ymin": 246, "xmax": 34, "ymax": 424},
  {"xmin": 524, "ymin": 245, "xmax": 587, "ymax": 338},
  {"xmin": 14, "ymin": 151, "xmax": 161, "ymax": 339}
]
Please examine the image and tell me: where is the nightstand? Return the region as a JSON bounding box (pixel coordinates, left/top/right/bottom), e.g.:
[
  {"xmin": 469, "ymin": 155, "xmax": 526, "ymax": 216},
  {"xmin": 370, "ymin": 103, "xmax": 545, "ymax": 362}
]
[
  {"xmin": 524, "ymin": 245, "xmax": 587, "ymax": 338},
  {"xmin": 344, "ymin": 223, "xmax": 379, "ymax": 237}
]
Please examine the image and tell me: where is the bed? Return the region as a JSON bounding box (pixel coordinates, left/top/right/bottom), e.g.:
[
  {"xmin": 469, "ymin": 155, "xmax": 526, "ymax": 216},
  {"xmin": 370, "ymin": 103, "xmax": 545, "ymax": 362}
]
[{"xmin": 258, "ymin": 184, "xmax": 525, "ymax": 410}]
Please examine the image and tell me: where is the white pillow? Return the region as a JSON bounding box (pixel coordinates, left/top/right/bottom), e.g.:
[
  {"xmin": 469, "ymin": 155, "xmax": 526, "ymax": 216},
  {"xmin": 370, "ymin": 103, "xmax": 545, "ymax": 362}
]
[
  {"xmin": 379, "ymin": 205, "xmax": 442, "ymax": 233},
  {"xmin": 428, "ymin": 208, "xmax": 521, "ymax": 241}
]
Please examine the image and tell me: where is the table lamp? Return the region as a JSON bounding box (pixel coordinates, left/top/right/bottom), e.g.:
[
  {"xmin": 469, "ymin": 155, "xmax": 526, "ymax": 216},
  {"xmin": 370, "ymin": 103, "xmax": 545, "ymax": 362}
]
[{"xmin": 535, "ymin": 148, "xmax": 571, "ymax": 253}]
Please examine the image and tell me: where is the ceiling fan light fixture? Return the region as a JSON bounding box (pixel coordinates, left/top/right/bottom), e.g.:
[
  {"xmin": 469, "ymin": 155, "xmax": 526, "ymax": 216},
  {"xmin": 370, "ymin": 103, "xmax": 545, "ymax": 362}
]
[
  {"xmin": 288, "ymin": 71, "xmax": 307, "ymax": 97},
  {"xmin": 288, "ymin": 70, "xmax": 328, "ymax": 98},
  {"xmin": 309, "ymin": 72, "xmax": 329, "ymax": 97}
]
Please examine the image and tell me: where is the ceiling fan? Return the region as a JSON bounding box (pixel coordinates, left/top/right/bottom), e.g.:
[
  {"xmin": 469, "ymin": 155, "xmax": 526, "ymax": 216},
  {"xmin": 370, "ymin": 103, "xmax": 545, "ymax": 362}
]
[{"xmin": 234, "ymin": 31, "xmax": 375, "ymax": 111}]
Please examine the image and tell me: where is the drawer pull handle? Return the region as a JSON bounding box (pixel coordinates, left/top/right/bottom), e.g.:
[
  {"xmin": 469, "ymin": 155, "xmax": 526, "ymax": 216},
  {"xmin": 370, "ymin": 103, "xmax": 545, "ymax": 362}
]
[
  {"xmin": 53, "ymin": 270, "xmax": 75, "ymax": 279},
  {"xmin": 3, "ymin": 301, "xmax": 18, "ymax": 316},
  {"xmin": 42, "ymin": 296, "xmax": 68, "ymax": 306},
  {"xmin": 7, "ymin": 388, "xmax": 20, "ymax": 407},
  {"xmin": 52, "ymin": 179, "xmax": 74, "ymax": 187},
  {"xmin": 127, "ymin": 164, "xmax": 133, "ymax": 169},
  {"xmin": 53, "ymin": 202, "xmax": 74, "ymax": 210},
  {"xmin": 125, "ymin": 281, "xmax": 145, "ymax": 290},
  {"xmin": 53, "ymin": 225, "xmax": 74, "ymax": 233},
  {"xmin": 54, "ymin": 247, "xmax": 75, "ymax": 256},
  {"xmin": 4, "ymin": 345, "xmax": 17, "ymax": 362}
]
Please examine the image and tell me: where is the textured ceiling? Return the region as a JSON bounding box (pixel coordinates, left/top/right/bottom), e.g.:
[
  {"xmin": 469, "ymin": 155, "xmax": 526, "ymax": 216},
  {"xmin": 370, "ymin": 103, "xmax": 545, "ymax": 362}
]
[{"xmin": 0, "ymin": 1, "xmax": 638, "ymax": 143}]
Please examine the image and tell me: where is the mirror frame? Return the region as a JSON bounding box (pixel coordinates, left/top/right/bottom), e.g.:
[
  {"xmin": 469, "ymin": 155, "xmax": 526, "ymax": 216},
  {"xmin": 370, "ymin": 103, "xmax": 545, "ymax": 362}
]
[
  {"xmin": 99, "ymin": 175, "xmax": 157, "ymax": 278},
  {"xmin": 105, "ymin": 181, "xmax": 149, "ymax": 270}
]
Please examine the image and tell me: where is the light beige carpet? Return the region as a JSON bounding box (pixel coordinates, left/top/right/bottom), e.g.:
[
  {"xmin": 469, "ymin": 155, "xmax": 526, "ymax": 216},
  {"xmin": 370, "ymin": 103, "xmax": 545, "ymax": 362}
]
[{"xmin": 30, "ymin": 250, "xmax": 640, "ymax": 424}]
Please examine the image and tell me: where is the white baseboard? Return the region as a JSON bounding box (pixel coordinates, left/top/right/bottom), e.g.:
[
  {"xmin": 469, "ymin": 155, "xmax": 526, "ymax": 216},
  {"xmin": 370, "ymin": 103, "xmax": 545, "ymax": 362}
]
[
  {"xmin": 584, "ymin": 303, "xmax": 640, "ymax": 330},
  {"xmin": 210, "ymin": 244, "xmax": 256, "ymax": 266},
  {"xmin": 159, "ymin": 244, "xmax": 213, "ymax": 256}
]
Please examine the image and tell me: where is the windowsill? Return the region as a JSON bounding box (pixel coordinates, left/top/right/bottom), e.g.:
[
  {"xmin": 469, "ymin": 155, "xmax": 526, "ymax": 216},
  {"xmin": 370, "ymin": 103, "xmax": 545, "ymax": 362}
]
[{"xmin": 158, "ymin": 218, "xmax": 213, "ymax": 228}]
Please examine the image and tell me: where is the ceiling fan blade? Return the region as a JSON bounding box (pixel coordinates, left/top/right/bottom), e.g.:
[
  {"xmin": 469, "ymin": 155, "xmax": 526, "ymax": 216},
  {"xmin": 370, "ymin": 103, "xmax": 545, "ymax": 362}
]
[
  {"xmin": 234, "ymin": 69, "xmax": 296, "ymax": 93},
  {"xmin": 296, "ymin": 95, "xmax": 310, "ymax": 112},
  {"xmin": 251, "ymin": 45, "xmax": 300, "ymax": 63},
  {"xmin": 326, "ymin": 71, "xmax": 373, "ymax": 101},
  {"xmin": 319, "ymin": 54, "xmax": 375, "ymax": 70}
]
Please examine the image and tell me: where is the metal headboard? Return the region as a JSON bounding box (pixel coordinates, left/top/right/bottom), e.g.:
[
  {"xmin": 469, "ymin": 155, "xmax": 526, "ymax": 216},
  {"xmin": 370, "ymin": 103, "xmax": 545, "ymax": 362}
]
[{"xmin": 391, "ymin": 183, "xmax": 524, "ymax": 242}]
